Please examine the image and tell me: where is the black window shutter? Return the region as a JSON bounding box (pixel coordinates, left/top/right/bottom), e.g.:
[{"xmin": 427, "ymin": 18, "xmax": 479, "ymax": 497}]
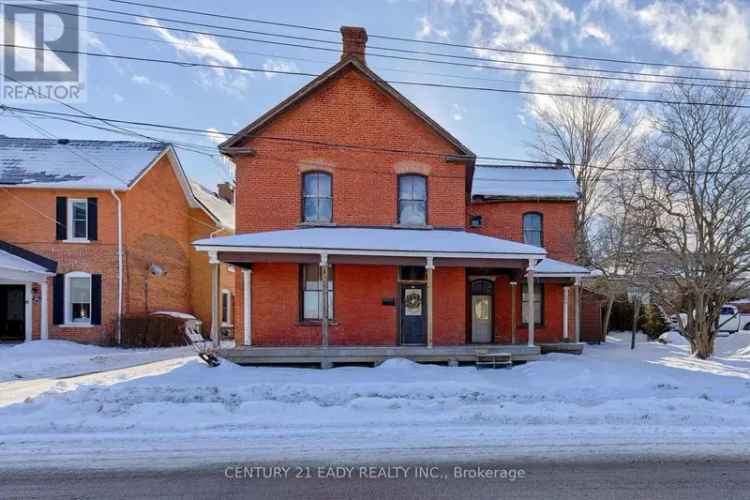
[
  {"xmin": 91, "ymin": 274, "xmax": 102, "ymax": 325},
  {"xmin": 55, "ymin": 197, "xmax": 67, "ymax": 240},
  {"xmin": 87, "ymin": 198, "xmax": 98, "ymax": 241},
  {"xmin": 53, "ymin": 274, "xmax": 65, "ymax": 324}
]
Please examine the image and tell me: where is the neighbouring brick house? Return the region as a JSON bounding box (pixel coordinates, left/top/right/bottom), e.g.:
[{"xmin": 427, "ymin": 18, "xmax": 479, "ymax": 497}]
[
  {"xmin": 0, "ymin": 138, "xmax": 234, "ymax": 344},
  {"xmin": 195, "ymin": 26, "xmax": 591, "ymax": 359}
]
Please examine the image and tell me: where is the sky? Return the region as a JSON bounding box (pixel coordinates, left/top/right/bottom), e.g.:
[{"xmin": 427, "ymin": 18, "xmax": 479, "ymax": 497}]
[{"xmin": 2, "ymin": 0, "xmax": 750, "ymax": 190}]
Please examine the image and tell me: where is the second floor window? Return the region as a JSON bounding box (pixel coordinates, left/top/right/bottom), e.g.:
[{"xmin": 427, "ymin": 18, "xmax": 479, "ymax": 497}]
[
  {"xmin": 68, "ymin": 199, "xmax": 88, "ymax": 240},
  {"xmin": 398, "ymin": 174, "xmax": 427, "ymax": 225},
  {"xmin": 302, "ymin": 172, "xmax": 332, "ymax": 223},
  {"xmin": 522, "ymin": 212, "xmax": 543, "ymax": 247}
]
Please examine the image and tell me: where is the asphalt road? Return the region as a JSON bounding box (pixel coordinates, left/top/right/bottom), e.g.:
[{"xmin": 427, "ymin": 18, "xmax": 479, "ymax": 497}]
[{"xmin": 2, "ymin": 458, "xmax": 749, "ymax": 499}]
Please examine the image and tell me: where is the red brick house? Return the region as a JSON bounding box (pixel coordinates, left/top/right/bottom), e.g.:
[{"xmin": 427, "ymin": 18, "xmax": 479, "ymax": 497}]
[
  {"xmin": 195, "ymin": 27, "xmax": 590, "ymax": 362},
  {"xmin": 0, "ymin": 138, "xmax": 234, "ymax": 345}
]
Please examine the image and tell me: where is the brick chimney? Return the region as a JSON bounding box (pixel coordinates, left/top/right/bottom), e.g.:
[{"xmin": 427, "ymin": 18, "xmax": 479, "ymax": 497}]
[
  {"xmin": 340, "ymin": 26, "xmax": 367, "ymax": 64},
  {"xmin": 217, "ymin": 182, "xmax": 234, "ymax": 205}
]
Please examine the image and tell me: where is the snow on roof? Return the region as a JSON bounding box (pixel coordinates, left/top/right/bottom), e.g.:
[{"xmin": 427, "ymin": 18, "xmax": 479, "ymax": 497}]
[
  {"xmin": 0, "ymin": 137, "xmax": 168, "ymax": 190},
  {"xmin": 189, "ymin": 180, "xmax": 235, "ymax": 230},
  {"xmin": 471, "ymin": 165, "xmax": 579, "ymax": 200},
  {"xmin": 0, "ymin": 247, "xmax": 51, "ymax": 275},
  {"xmin": 534, "ymin": 258, "xmax": 591, "ymax": 276},
  {"xmin": 194, "ymin": 227, "xmax": 547, "ymax": 258}
]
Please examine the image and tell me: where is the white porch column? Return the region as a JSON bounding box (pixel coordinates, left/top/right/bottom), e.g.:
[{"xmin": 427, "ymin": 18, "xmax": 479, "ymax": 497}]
[
  {"xmin": 209, "ymin": 251, "xmax": 220, "ymax": 348},
  {"xmin": 510, "ymin": 281, "xmax": 517, "ymax": 344},
  {"xmin": 24, "ymin": 283, "xmax": 32, "ymax": 343},
  {"xmin": 242, "ymin": 269, "xmax": 252, "ymax": 346},
  {"xmin": 527, "ymin": 259, "xmax": 537, "ymax": 346},
  {"xmin": 563, "ymin": 286, "xmax": 570, "ymax": 340},
  {"xmin": 574, "ymin": 277, "xmax": 582, "ymax": 343},
  {"xmin": 426, "ymin": 256, "xmax": 434, "ymax": 349},
  {"xmin": 40, "ymin": 279, "xmax": 49, "ymax": 340},
  {"xmin": 320, "ymin": 253, "xmax": 329, "ymax": 348}
]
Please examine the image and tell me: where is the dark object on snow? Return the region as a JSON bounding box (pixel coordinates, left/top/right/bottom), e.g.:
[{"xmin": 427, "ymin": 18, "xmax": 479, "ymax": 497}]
[{"xmin": 184, "ymin": 327, "xmax": 221, "ymax": 368}]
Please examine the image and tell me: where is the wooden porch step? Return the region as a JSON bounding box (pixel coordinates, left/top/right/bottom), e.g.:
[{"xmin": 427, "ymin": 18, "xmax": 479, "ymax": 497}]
[{"xmin": 475, "ymin": 349, "xmax": 512, "ymax": 369}]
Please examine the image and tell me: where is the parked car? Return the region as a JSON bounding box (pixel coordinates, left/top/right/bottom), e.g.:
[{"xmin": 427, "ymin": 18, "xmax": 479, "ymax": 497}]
[{"xmin": 715, "ymin": 305, "xmax": 750, "ymax": 335}]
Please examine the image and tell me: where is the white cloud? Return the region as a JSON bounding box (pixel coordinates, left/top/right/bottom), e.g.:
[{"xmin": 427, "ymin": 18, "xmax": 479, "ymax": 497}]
[
  {"xmin": 131, "ymin": 73, "xmax": 172, "ymax": 95},
  {"xmin": 113, "ymin": 93, "xmax": 124, "ymax": 103},
  {"xmin": 262, "ymin": 59, "xmax": 299, "ymax": 79},
  {"xmin": 416, "ymin": 16, "xmax": 450, "ymax": 40},
  {"xmin": 450, "ymin": 103, "xmax": 466, "ymax": 121},
  {"xmin": 205, "ymin": 127, "xmax": 225, "ymax": 145},
  {"xmin": 138, "ymin": 17, "xmax": 250, "ymax": 94},
  {"xmin": 580, "ymin": 23, "xmax": 612, "ymax": 45},
  {"xmin": 585, "ymin": 0, "xmax": 750, "ymax": 71}
]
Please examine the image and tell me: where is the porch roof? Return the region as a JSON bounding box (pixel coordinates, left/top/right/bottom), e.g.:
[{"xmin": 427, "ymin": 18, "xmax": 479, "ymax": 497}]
[
  {"xmin": 194, "ymin": 227, "xmax": 547, "ymax": 260},
  {"xmin": 0, "ymin": 243, "xmax": 55, "ymax": 282},
  {"xmin": 533, "ymin": 258, "xmax": 592, "ymax": 277}
]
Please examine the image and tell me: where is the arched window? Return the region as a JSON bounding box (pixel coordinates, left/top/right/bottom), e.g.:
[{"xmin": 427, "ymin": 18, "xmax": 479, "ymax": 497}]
[
  {"xmin": 398, "ymin": 174, "xmax": 427, "ymax": 225},
  {"xmin": 522, "ymin": 212, "xmax": 543, "ymax": 247},
  {"xmin": 302, "ymin": 172, "xmax": 332, "ymax": 223},
  {"xmin": 470, "ymin": 279, "xmax": 494, "ymax": 296}
]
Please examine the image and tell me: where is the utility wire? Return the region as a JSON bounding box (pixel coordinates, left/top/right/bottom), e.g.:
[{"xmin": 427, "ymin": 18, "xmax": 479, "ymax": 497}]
[
  {"xmin": 106, "ymin": 0, "xmax": 750, "ymax": 76},
  {"xmin": 5, "ymin": 105, "xmax": 749, "ymax": 177},
  {"xmin": 27, "ymin": 2, "xmax": 750, "ymax": 89},
  {"xmin": 4, "ymin": 44, "xmax": 750, "ymax": 110}
]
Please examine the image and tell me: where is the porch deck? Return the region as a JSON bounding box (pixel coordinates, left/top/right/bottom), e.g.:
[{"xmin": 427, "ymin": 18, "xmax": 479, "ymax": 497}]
[{"xmin": 218, "ymin": 344, "xmax": 543, "ymax": 366}]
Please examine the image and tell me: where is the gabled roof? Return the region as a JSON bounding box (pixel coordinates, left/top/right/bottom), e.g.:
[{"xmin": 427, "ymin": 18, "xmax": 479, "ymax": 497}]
[
  {"xmin": 220, "ymin": 58, "xmax": 475, "ymax": 158},
  {"xmin": 0, "ymin": 137, "xmax": 170, "ymax": 190},
  {"xmin": 472, "ymin": 165, "xmax": 579, "ymax": 200},
  {"xmin": 189, "ymin": 179, "xmax": 235, "ymax": 231}
]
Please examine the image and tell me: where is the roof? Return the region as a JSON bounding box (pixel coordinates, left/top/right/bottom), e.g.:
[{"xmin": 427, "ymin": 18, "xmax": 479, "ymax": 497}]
[
  {"xmin": 220, "ymin": 58, "xmax": 475, "ymax": 158},
  {"xmin": 0, "ymin": 240, "xmax": 57, "ymax": 273},
  {"xmin": 189, "ymin": 180, "xmax": 235, "ymax": 230},
  {"xmin": 471, "ymin": 165, "xmax": 579, "ymax": 200},
  {"xmin": 533, "ymin": 258, "xmax": 591, "ymax": 277},
  {"xmin": 194, "ymin": 227, "xmax": 546, "ymax": 259},
  {"xmin": 0, "ymin": 137, "xmax": 169, "ymax": 190}
]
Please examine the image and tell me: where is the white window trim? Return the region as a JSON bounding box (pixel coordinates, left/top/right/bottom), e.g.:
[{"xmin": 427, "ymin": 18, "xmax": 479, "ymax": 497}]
[
  {"xmin": 65, "ymin": 198, "xmax": 90, "ymax": 243},
  {"xmin": 64, "ymin": 271, "xmax": 93, "ymax": 327},
  {"xmin": 221, "ymin": 289, "xmax": 233, "ymax": 326}
]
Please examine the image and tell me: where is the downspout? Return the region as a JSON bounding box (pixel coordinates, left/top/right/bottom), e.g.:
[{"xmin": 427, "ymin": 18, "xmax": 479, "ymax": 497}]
[{"xmin": 110, "ymin": 190, "xmax": 123, "ymax": 344}]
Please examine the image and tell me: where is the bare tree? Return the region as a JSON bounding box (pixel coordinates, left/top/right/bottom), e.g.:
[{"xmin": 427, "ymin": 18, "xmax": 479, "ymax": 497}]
[
  {"xmin": 632, "ymin": 83, "xmax": 750, "ymax": 359},
  {"xmin": 530, "ymin": 78, "xmax": 634, "ymax": 264}
]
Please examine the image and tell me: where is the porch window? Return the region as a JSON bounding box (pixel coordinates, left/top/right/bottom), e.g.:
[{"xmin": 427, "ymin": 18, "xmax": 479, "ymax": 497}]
[
  {"xmin": 66, "ymin": 272, "xmax": 91, "ymax": 324},
  {"xmin": 522, "ymin": 212, "xmax": 543, "ymax": 247},
  {"xmin": 398, "ymin": 175, "xmax": 427, "ymax": 225},
  {"xmin": 221, "ymin": 289, "xmax": 232, "ymax": 325},
  {"xmin": 302, "ymin": 172, "xmax": 332, "ymax": 223},
  {"xmin": 301, "ymin": 264, "xmax": 334, "ymax": 320},
  {"xmin": 68, "ymin": 199, "xmax": 88, "ymax": 240},
  {"xmin": 521, "ymin": 282, "xmax": 543, "ymax": 325}
]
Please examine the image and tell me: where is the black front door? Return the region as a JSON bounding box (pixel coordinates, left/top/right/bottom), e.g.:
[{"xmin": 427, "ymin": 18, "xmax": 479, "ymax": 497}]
[
  {"xmin": 400, "ymin": 284, "xmax": 426, "ymax": 345},
  {"xmin": 0, "ymin": 285, "xmax": 25, "ymax": 341}
]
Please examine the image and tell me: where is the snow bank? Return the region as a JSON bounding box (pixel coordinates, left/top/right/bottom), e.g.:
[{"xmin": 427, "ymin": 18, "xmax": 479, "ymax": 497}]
[
  {"xmin": 0, "ymin": 340, "xmax": 192, "ymax": 382},
  {"xmin": 1, "ymin": 332, "xmax": 749, "ymax": 467},
  {"xmin": 658, "ymin": 330, "xmax": 689, "ymax": 345}
]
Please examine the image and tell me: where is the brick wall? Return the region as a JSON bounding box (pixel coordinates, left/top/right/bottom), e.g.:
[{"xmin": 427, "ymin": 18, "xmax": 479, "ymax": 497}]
[
  {"xmin": 233, "ymin": 66, "xmax": 467, "ymax": 233},
  {"xmin": 0, "ymin": 188, "xmax": 119, "ymax": 343},
  {"xmin": 122, "ymin": 156, "xmax": 192, "ymax": 317},
  {"xmin": 469, "ymin": 200, "xmax": 577, "ymax": 262}
]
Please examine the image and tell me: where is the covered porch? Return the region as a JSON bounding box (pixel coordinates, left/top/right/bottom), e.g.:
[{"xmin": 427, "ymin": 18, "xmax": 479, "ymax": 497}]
[
  {"xmin": 194, "ymin": 227, "xmax": 589, "ymax": 365},
  {"xmin": 0, "ymin": 242, "xmax": 56, "ymax": 343}
]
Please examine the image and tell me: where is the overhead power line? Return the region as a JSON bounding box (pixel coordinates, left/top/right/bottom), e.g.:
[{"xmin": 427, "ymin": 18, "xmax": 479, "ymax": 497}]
[
  {"xmin": 105, "ymin": 0, "xmax": 750, "ymax": 76},
  {"xmin": 28, "ymin": 2, "xmax": 750, "ymax": 90},
  {"xmin": 4, "ymin": 43, "xmax": 750, "ymax": 109},
  {"xmin": 4, "ymin": 105, "xmax": 749, "ymax": 177}
]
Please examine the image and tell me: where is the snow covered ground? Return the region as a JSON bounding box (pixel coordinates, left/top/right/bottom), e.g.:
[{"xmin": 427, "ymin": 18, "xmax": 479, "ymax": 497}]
[
  {"xmin": 1, "ymin": 332, "xmax": 749, "ymax": 469},
  {"xmin": 0, "ymin": 340, "xmax": 194, "ymax": 382}
]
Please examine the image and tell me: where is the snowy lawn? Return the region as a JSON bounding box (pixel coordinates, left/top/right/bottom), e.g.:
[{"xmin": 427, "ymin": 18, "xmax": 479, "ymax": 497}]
[
  {"xmin": 0, "ymin": 340, "xmax": 194, "ymax": 382},
  {"xmin": 1, "ymin": 332, "xmax": 749, "ymax": 469}
]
